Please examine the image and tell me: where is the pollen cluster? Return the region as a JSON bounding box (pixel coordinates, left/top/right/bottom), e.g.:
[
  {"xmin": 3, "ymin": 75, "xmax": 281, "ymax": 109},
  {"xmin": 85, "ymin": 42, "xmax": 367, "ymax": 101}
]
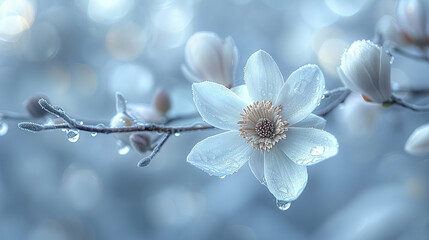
[{"xmin": 238, "ymin": 100, "xmax": 288, "ymax": 152}]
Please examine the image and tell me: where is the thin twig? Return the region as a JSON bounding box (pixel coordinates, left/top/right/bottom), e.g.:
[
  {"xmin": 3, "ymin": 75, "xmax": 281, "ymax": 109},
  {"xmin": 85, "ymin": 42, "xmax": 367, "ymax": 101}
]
[
  {"xmin": 18, "ymin": 99, "xmax": 214, "ymax": 134},
  {"xmin": 391, "ymin": 44, "xmax": 429, "ymax": 62},
  {"xmin": 137, "ymin": 133, "xmax": 171, "ymax": 167},
  {"xmin": 391, "ymin": 94, "xmax": 429, "ymax": 112}
]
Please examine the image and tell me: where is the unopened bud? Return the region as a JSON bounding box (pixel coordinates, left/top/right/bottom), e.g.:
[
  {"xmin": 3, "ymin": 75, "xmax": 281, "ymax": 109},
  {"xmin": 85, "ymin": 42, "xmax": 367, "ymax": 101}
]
[
  {"xmin": 130, "ymin": 133, "xmax": 151, "ymax": 154},
  {"xmin": 25, "ymin": 95, "xmax": 50, "ymax": 118},
  {"xmin": 152, "ymin": 88, "xmax": 171, "ymax": 114}
]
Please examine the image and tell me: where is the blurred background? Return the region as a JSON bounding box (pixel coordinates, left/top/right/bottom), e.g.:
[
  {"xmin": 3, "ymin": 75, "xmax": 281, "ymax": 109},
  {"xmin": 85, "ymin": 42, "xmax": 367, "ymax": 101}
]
[{"xmin": 0, "ymin": 0, "xmax": 429, "ymax": 239}]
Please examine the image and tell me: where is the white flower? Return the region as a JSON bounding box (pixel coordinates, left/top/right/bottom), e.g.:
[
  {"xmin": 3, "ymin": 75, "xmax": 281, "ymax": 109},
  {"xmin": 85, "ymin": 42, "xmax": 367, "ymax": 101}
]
[
  {"xmin": 405, "ymin": 123, "xmax": 429, "ymax": 155},
  {"xmin": 338, "ymin": 40, "xmax": 392, "ymax": 104},
  {"xmin": 397, "ymin": 0, "xmax": 428, "ymax": 46},
  {"xmin": 182, "ymin": 32, "xmax": 238, "ymax": 88},
  {"xmin": 187, "ymin": 50, "xmax": 338, "ymax": 202},
  {"xmin": 376, "ymin": 15, "xmax": 407, "ymax": 45}
]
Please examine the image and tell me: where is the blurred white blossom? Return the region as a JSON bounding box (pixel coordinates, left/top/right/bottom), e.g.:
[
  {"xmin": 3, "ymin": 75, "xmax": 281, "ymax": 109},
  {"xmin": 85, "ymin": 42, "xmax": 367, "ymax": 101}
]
[
  {"xmin": 405, "ymin": 123, "xmax": 429, "ymax": 155},
  {"xmin": 397, "ymin": 0, "xmax": 428, "ymax": 46},
  {"xmin": 187, "ymin": 50, "xmax": 338, "ymax": 202},
  {"xmin": 182, "ymin": 32, "xmax": 238, "ymax": 88},
  {"xmin": 376, "ymin": 15, "xmax": 407, "ymax": 45},
  {"xmin": 338, "ymin": 40, "xmax": 392, "ymax": 104}
]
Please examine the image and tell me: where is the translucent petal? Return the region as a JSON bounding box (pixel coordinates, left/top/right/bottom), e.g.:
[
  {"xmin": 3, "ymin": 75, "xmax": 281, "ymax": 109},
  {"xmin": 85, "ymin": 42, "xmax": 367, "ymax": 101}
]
[
  {"xmin": 278, "ymin": 127, "xmax": 338, "ymax": 166},
  {"xmin": 192, "ymin": 82, "xmax": 247, "ymax": 130},
  {"xmin": 264, "ymin": 147, "xmax": 308, "ymax": 201},
  {"xmin": 244, "ymin": 50, "xmax": 284, "ymax": 101},
  {"xmin": 275, "ymin": 64, "xmax": 325, "ymax": 125},
  {"xmin": 187, "ymin": 131, "xmax": 253, "ymax": 176},
  {"xmin": 248, "ymin": 150, "xmax": 265, "ymax": 184},
  {"xmin": 185, "ymin": 32, "xmax": 226, "ymax": 85},
  {"xmin": 292, "ymin": 114, "xmax": 326, "ymax": 129},
  {"xmin": 405, "ymin": 123, "xmax": 429, "ymax": 155},
  {"xmin": 181, "ymin": 64, "xmax": 203, "ymax": 83},
  {"xmin": 231, "ymin": 84, "xmax": 252, "ymax": 104}
]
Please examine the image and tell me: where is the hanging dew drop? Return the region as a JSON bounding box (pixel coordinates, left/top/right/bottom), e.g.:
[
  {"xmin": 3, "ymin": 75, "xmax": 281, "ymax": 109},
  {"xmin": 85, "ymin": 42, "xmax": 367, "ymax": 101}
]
[
  {"xmin": 219, "ymin": 175, "xmax": 226, "ymax": 179},
  {"xmin": 0, "ymin": 121, "xmax": 8, "ymax": 136},
  {"xmin": 67, "ymin": 130, "xmax": 80, "ymax": 143},
  {"xmin": 118, "ymin": 145, "xmax": 130, "ymax": 155},
  {"xmin": 174, "ymin": 133, "xmax": 181, "ymax": 137},
  {"xmin": 276, "ymin": 200, "xmax": 291, "ymax": 211},
  {"xmin": 91, "ymin": 132, "xmax": 97, "ymax": 137}
]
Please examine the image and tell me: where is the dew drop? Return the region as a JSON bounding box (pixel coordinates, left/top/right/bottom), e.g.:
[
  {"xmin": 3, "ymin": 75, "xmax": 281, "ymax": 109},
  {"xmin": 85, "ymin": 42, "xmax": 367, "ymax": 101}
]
[
  {"xmin": 276, "ymin": 199, "xmax": 291, "ymax": 211},
  {"xmin": 0, "ymin": 121, "xmax": 8, "ymax": 136},
  {"xmin": 219, "ymin": 175, "xmax": 226, "ymax": 179},
  {"xmin": 118, "ymin": 145, "xmax": 130, "ymax": 155},
  {"xmin": 174, "ymin": 133, "xmax": 181, "ymax": 137},
  {"xmin": 91, "ymin": 132, "xmax": 97, "ymax": 137},
  {"xmin": 67, "ymin": 129, "xmax": 80, "ymax": 143},
  {"xmin": 389, "ymin": 55, "xmax": 394, "ymax": 64},
  {"xmin": 310, "ymin": 146, "xmax": 324, "ymax": 156}
]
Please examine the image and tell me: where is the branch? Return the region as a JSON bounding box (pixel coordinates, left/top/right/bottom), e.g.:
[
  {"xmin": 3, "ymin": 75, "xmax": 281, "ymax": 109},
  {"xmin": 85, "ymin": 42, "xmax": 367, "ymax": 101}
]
[
  {"xmin": 391, "ymin": 94, "xmax": 429, "ymax": 112},
  {"xmin": 137, "ymin": 133, "xmax": 171, "ymax": 167},
  {"xmin": 391, "ymin": 45, "xmax": 429, "ymax": 62},
  {"xmin": 18, "ymin": 99, "xmax": 213, "ymax": 134}
]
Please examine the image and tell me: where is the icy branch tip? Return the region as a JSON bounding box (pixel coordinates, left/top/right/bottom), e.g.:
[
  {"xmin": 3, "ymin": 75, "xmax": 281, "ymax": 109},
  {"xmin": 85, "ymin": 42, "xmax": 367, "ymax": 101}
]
[{"xmin": 18, "ymin": 122, "xmax": 45, "ymax": 132}]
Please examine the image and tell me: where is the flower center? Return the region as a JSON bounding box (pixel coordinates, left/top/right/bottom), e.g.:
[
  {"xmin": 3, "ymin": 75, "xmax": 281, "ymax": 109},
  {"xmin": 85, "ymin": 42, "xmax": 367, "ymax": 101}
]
[
  {"xmin": 255, "ymin": 118, "xmax": 274, "ymax": 138},
  {"xmin": 238, "ymin": 100, "xmax": 289, "ymax": 152}
]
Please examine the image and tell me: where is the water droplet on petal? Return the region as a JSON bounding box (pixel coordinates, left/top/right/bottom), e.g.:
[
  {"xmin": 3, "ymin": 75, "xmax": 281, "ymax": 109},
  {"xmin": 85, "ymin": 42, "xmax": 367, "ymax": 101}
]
[
  {"xmin": 310, "ymin": 146, "xmax": 324, "ymax": 156},
  {"xmin": 276, "ymin": 199, "xmax": 291, "ymax": 211},
  {"xmin": 0, "ymin": 121, "xmax": 8, "ymax": 136},
  {"xmin": 118, "ymin": 145, "xmax": 130, "ymax": 155},
  {"xmin": 219, "ymin": 175, "xmax": 226, "ymax": 179},
  {"xmin": 67, "ymin": 129, "xmax": 80, "ymax": 143},
  {"xmin": 174, "ymin": 133, "xmax": 181, "ymax": 136}
]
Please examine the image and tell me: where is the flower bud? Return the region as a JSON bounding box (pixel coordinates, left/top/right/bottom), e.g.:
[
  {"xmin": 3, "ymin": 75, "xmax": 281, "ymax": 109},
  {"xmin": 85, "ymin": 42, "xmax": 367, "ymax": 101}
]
[
  {"xmin": 376, "ymin": 15, "xmax": 406, "ymax": 45},
  {"xmin": 129, "ymin": 133, "xmax": 152, "ymax": 154},
  {"xmin": 397, "ymin": 0, "xmax": 428, "ymax": 46},
  {"xmin": 110, "ymin": 112, "xmax": 134, "ymax": 144},
  {"xmin": 182, "ymin": 32, "xmax": 238, "ymax": 88},
  {"xmin": 405, "ymin": 123, "xmax": 429, "ymax": 155},
  {"xmin": 152, "ymin": 88, "xmax": 170, "ymax": 115},
  {"xmin": 25, "ymin": 95, "xmax": 50, "ymax": 118},
  {"xmin": 338, "ymin": 40, "xmax": 392, "ymax": 104}
]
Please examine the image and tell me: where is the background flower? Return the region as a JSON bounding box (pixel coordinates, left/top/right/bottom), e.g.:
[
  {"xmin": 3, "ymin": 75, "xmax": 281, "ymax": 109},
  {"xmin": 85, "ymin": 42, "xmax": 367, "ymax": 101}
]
[{"xmin": 338, "ymin": 40, "xmax": 392, "ymax": 103}]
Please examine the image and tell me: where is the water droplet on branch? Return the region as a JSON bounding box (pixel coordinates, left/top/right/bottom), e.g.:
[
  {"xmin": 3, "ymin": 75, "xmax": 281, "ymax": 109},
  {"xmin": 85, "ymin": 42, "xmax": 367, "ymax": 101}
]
[
  {"xmin": 67, "ymin": 129, "xmax": 80, "ymax": 143},
  {"xmin": 0, "ymin": 121, "xmax": 8, "ymax": 136}
]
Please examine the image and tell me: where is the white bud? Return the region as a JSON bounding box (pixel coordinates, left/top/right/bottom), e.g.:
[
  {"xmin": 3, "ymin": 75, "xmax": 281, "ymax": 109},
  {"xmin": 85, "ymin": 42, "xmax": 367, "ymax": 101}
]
[
  {"xmin": 182, "ymin": 32, "xmax": 238, "ymax": 88},
  {"xmin": 376, "ymin": 15, "xmax": 406, "ymax": 45},
  {"xmin": 397, "ymin": 0, "xmax": 428, "ymax": 45},
  {"xmin": 405, "ymin": 123, "xmax": 429, "ymax": 155},
  {"xmin": 152, "ymin": 88, "xmax": 170, "ymax": 115},
  {"xmin": 130, "ymin": 133, "xmax": 151, "ymax": 154},
  {"xmin": 338, "ymin": 40, "xmax": 392, "ymax": 103},
  {"xmin": 110, "ymin": 112, "xmax": 133, "ymax": 144}
]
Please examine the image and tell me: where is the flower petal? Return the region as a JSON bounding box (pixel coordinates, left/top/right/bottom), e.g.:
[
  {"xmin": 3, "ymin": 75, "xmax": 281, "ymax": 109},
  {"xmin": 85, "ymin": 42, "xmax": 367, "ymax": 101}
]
[
  {"xmin": 181, "ymin": 65, "xmax": 203, "ymax": 83},
  {"xmin": 193, "ymin": 82, "xmax": 247, "ymax": 130},
  {"xmin": 221, "ymin": 36, "xmax": 238, "ymax": 88},
  {"xmin": 244, "ymin": 50, "xmax": 284, "ymax": 101},
  {"xmin": 231, "ymin": 84, "xmax": 252, "ymax": 104},
  {"xmin": 292, "ymin": 114, "xmax": 326, "ymax": 129},
  {"xmin": 187, "ymin": 131, "xmax": 253, "ymax": 176},
  {"xmin": 248, "ymin": 150, "xmax": 265, "ymax": 184},
  {"xmin": 264, "ymin": 147, "xmax": 308, "ymax": 201},
  {"xmin": 275, "ymin": 64, "xmax": 325, "ymax": 125},
  {"xmin": 405, "ymin": 123, "xmax": 429, "ymax": 156},
  {"xmin": 278, "ymin": 127, "xmax": 338, "ymax": 166}
]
